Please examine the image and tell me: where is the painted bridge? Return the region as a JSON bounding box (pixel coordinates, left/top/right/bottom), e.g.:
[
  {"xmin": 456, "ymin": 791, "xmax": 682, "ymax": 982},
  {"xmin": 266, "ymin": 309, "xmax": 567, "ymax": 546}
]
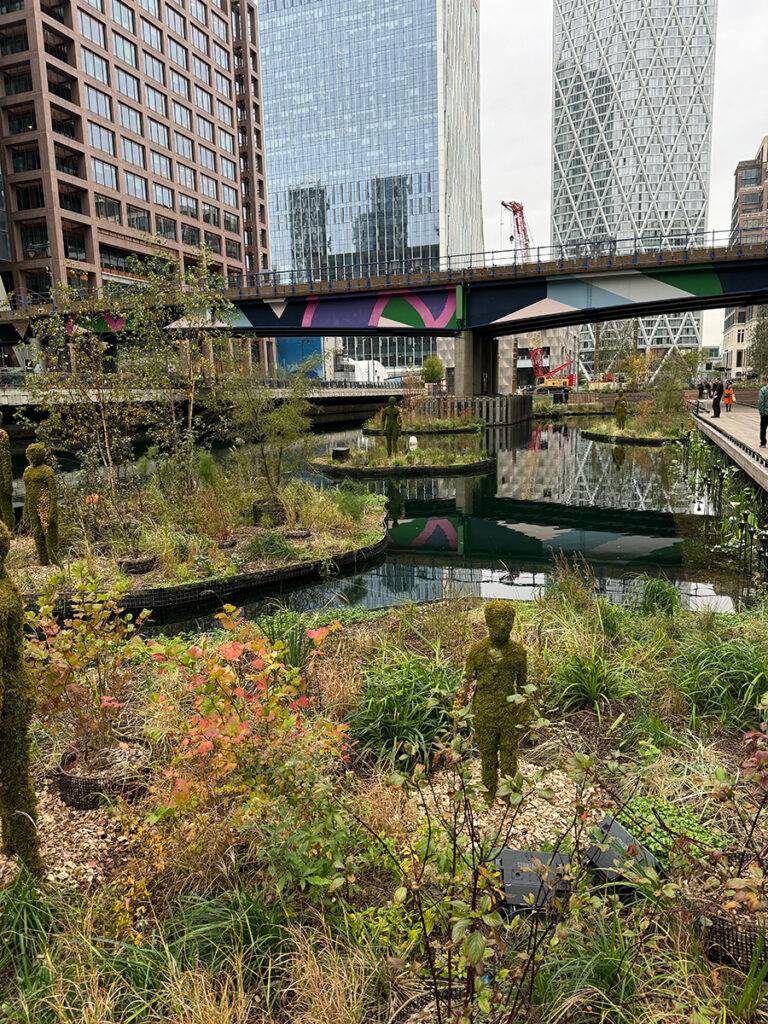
[{"xmin": 220, "ymin": 231, "xmax": 768, "ymax": 395}]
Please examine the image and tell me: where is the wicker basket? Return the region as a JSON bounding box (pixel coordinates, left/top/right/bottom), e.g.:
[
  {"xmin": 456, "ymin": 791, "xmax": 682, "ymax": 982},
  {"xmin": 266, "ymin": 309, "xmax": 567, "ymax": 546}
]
[
  {"xmin": 703, "ymin": 914, "xmax": 768, "ymax": 970},
  {"xmin": 58, "ymin": 748, "xmax": 149, "ymax": 811}
]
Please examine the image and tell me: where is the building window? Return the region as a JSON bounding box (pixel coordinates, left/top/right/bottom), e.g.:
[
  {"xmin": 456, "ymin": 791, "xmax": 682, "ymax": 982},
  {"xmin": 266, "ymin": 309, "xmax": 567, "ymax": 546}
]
[
  {"xmin": 165, "ymin": 4, "xmax": 186, "ymax": 36},
  {"xmin": 225, "ymin": 238, "xmax": 240, "ymax": 260},
  {"xmin": 194, "ymin": 84, "xmax": 212, "ymax": 112},
  {"xmin": 168, "ymin": 37, "xmax": 188, "ymax": 68},
  {"xmin": 214, "ymin": 71, "xmax": 230, "ymax": 98},
  {"xmin": 177, "ymin": 164, "xmax": 196, "ymax": 189},
  {"xmin": 218, "ymin": 128, "xmax": 234, "ymax": 153},
  {"xmin": 139, "ymin": 0, "xmax": 159, "ymax": 14},
  {"xmin": 91, "ymin": 156, "xmax": 118, "ymax": 189},
  {"xmin": 181, "ymin": 223, "xmax": 200, "ymax": 246},
  {"xmin": 178, "ymin": 193, "xmax": 198, "ymax": 217},
  {"xmin": 199, "ymin": 144, "xmax": 216, "ymax": 170},
  {"xmin": 16, "ymin": 186, "xmax": 45, "ymax": 210},
  {"xmin": 737, "ymin": 350, "xmax": 744, "ymax": 367},
  {"xmin": 742, "ymin": 167, "xmax": 762, "ymax": 188},
  {"xmin": 193, "ymin": 55, "xmax": 210, "ymax": 83},
  {"xmin": 81, "ymin": 46, "xmax": 110, "ymax": 83},
  {"xmin": 202, "ymin": 201, "xmax": 219, "ymax": 226},
  {"xmin": 216, "ymin": 99, "xmax": 232, "ymax": 125},
  {"xmin": 170, "ymin": 68, "xmax": 189, "ymax": 97},
  {"xmin": 124, "ymin": 170, "xmax": 148, "ymax": 200},
  {"xmin": 121, "ymin": 137, "xmax": 146, "ymax": 167},
  {"xmin": 151, "ymin": 150, "xmax": 172, "ymax": 179},
  {"xmin": 171, "ymin": 100, "xmax": 191, "ymax": 129},
  {"xmin": 143, "ymin": 50, "xmax": 165, "ymax": 83},
  {"xmin": 153, "ymin": 182, "xmax": 174, "ymax": 208},
  {"xmin": 190, "ymin": 24, "xmax": 208, "ymax": 53},
  {"xmin": 148, "ymin": 117, "xmax": 169, "ymax": 147},
  {"xmin": 110, "ymin": 0, "xmax": 134, "ymax": 31},
  {"xmin": 200, "ymin": 173, "xmax": 217, "ymax": 199},
  {"xmin": 204, "ymin": 231, "xmax": 221, "ymax": 253},
  {"xmin": 84, "ymin": 0, "xmax": 105, "ymax": 10},
  {"xmin": 220, "ymin": 156, "xmax": 236, "ymax": 180},
  {"xmin": 84, "ymin": 83, "xmax": 112, "ymax": 118},
  {"xmin": 126, "ymin": 205, "xmax": 150, "ymax": 232},
  {"xmin": 155, "ymin": 214, "xmax": 176, "ymax": 238},
  {"xmin": 145, "ymin": 84, "xmax": 167, "ymax": 116},
  {"xmin": 189, "ymin": 0, "xmax": 206, "ymax": 22},
  {"xmin": 115, "ymin": 67, "xmax": 140, "ymax": 99},
  {"xmin": 88, "ymin": 121, "xmax": 115, "ymax": 155},
  {"xmin": 174, "ymin": 131, "xmax": 193, "ymax": 159},
  {"xmin": 222, "ymin": 183, "xmax": 237, "ymax": 207},
  {"xmin": 223, "ymin": 210, "xmax": 238, "ymax": 233},
  {"xmin": 212, "ymin": 41, "xmax": 228, "ymax": 69},
  {"xmin": 95, "ymin": 193, "xmax": 121, "ymax": 222},
  {"xmin": 63, "ymin": 229, "xmax": 87, "ymax": 261},
  {"xmin": 112, "ymin": 31, "xmax": 138, "ymax": 66},
  {"xmin": 210, "ymin": 10, "xmax": 226, "ymax": 41},
  {"xmin": 140, "ymin": 17, "xmax": 163, "ymax": 50},
  {"xmin": 79, "ymin": 11, "xmax": 106, "ymax": 47},
  {"xmin": 118, "ymin": 102, "xmax": 142, "ymax": 135}
]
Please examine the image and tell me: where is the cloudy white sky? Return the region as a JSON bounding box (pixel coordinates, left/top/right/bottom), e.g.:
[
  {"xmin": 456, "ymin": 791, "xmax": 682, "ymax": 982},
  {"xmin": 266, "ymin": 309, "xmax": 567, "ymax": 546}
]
[{"xmin": 479, "ymin": 1, "xmax": 768, "ymax": 345}]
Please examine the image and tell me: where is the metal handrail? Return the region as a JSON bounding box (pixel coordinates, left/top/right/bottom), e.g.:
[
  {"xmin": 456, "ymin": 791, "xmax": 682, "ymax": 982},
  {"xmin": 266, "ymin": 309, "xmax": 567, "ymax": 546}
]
[{"xmin": 6, "ymin": 227, "xmax": 768, "ymax": 310}]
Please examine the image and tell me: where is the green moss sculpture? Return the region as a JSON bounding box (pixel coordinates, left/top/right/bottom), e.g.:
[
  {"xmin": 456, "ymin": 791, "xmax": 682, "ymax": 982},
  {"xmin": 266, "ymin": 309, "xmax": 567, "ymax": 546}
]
[
  {"xmin": 458, "ymin": 600, "xmax": 529, "ymax": 803},
  {"xmin": 22, "ymin": 442, "xmax": 58, "ymax": 566},
  {"xmin": 381, "ymin": 397, "xmax": 402, "ymax": 456},
  {"xmin": 613, "ymin": 389, "xmax": 628, "ymax": 431},
  {"xmin": 0, "ymin": 521, "xmax": 45, "ymax": 876},
  {"xmin": 0, "ymin": 411, "xmax": 12, "ymax": 532}
]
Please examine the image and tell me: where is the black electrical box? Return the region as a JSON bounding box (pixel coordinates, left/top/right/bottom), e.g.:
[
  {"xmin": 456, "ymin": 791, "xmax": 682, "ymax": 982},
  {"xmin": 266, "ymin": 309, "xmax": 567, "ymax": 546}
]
[
  {"xmin": 494, "ymin": 849, "xmax": 571, "ymax": 911},
  {"xmin": 584, "ymin": 816, "xmax": 659, "ymax": 886}
]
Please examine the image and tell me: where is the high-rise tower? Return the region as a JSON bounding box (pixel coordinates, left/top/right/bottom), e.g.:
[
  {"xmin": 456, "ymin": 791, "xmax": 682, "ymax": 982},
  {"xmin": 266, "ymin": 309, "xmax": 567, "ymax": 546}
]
[
  {"xmin": 259, "ymin": 0, "xmax": 483, "ymax": 373},
  {"xmin": 552, "ymin": 0, "xmax": 717, "ymax": 363}
]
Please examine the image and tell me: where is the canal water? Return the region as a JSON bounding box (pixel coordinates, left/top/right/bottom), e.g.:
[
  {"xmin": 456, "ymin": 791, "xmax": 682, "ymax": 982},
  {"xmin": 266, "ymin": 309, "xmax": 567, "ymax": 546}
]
[{"xmin": 12, "ymin": 417, "xmax": 747, "ymax": 629}]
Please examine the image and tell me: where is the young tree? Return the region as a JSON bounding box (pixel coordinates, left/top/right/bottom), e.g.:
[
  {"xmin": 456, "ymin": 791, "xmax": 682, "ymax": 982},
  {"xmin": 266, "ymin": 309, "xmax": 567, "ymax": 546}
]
[
  {"xmin": 599, "ymin": 319, "xmax": 636, "ymax": 373},
  {"xmin": 422, "ymin": 353, "xmax": 445, "ymax": 384}
]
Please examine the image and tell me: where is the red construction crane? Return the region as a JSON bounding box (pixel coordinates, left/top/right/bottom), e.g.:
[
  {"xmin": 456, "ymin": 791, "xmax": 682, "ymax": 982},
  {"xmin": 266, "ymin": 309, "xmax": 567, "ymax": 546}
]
[{"xmin": 501, "ymin": 200, "xmax": 534, "ymax": 255}]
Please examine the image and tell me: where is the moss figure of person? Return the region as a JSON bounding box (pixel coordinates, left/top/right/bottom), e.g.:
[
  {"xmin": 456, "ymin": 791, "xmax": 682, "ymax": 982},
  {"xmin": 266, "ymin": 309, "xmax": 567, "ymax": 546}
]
[
  {"xmin": 23, "ymin": 443, "xmax": 59, "ymax": 566},
  {"xmin": 0, "ymin": 410, "xmax": 12, "ymax": 532},
  {"xmin": 613, "ymin": 388, "xmax": 628, "ymax": 431},
  {"xmin": 381, "ymin": 397, "xmax": 402, "ymax": 457},
  {"xmin": 0, "ymin": 521, "xmax": 45, "ymax": 877},
  {"xmin": 456, "ymin": 600, "xmax": 529, "ymax": 804}
]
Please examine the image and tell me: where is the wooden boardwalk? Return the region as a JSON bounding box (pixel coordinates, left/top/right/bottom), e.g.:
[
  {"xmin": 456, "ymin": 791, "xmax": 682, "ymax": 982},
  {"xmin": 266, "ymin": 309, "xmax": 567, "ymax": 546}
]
[{"xmin": 692, "ymin": 401, "xmax": 768, "ymax": 492}]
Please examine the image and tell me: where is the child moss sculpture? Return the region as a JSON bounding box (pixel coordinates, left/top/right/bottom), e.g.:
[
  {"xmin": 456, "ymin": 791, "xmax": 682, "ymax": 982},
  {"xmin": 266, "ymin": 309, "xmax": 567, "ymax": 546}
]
[
  {"xmin": 0, "ymin": 521, "xmax": 45, "ymax": 876},
  {"xmin": 381, "ymin": 397, "xmax": 402, "ymax": 457},
  {"xmin": 457, "ymin": 600, "xmax": 529, "ymax": 803},
  {"xmin": 0, "ymin": 410, "xmax": 12, "ymax": 532},
  {"xmin": 23, "ymin": 442, "xmax": 58, "ymax": 566},
  {"xmin": 613, "ymin": 388, "xmax": 628, "ymax": 431}
]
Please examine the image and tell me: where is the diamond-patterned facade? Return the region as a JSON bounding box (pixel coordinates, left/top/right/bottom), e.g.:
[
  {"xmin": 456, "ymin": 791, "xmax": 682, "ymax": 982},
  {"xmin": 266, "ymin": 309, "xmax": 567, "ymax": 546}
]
[{"xmin": 551, "ymin": 0, "xmax": 718, "ymax": 361}]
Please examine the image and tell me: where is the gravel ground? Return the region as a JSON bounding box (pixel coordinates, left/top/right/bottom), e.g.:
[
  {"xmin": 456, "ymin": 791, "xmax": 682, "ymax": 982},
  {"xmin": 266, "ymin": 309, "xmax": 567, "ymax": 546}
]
[{"xmin": 0, "ymin": 786, "xmax": 125, "ymax": 890}]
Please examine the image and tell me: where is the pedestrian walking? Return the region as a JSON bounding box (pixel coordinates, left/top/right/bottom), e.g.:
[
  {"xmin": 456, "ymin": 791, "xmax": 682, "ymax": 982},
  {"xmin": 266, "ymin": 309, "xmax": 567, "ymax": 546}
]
[
  {"xmin": 711, "ymin": 378, "xmax": 724, "ymax": 418},
  {"xmin": 759, "ymin": 375, "xmax": 768, "ymax": 447},
  {"xmin": 724, "ymin": 384, "xmax": 734, "ymax": 413}
]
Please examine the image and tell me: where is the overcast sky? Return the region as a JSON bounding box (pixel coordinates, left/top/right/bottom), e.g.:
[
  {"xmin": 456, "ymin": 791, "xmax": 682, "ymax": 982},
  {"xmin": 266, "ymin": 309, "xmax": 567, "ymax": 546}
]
[{"xmin": 479, "ymin": 1, "xmax": 768, "ymax": 346}]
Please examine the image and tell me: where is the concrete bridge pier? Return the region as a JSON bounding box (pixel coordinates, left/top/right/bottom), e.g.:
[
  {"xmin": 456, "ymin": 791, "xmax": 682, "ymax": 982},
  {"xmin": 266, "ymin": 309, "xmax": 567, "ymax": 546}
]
[{"xmin": 454, "ymin": 330, "xmax": 497, "ymax": 398}]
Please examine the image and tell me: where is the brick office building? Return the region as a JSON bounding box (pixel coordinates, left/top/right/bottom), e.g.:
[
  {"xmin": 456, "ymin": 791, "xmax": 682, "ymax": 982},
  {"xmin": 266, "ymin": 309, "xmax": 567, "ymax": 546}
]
[{"xmin": 0, "ymin": 0, "xmax": 270, "ymax": 300}]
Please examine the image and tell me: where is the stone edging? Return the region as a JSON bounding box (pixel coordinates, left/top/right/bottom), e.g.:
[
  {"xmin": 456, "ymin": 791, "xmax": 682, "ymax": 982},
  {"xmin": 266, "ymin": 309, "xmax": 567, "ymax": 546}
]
[
  {"xmin": 362, "ymin": 425, "xmax": 481, "ymax": 436},
  {"xmin": 312, "ymin": 458, "xmax": 496, "ymax": 479},
  {"xmin": 581, "ymin": 429, "xmax": 674, "ymax": 447},
  {"xmin": 23, "ymin": 533, "xmax": 388, "ymax": 622}
]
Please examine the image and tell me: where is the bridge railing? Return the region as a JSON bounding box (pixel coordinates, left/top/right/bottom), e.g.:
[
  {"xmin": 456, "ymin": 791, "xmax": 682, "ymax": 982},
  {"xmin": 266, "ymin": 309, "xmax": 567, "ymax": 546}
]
[{"xmin": 5, "ymin": 228, "xmax": 768, "ymax": 310}]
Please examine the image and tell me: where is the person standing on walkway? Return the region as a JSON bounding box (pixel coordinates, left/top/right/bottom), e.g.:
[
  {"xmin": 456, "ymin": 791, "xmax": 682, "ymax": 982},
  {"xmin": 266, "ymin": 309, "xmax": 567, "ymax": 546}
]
[
  {"xmin": 759, "ymin": 376, "xmax": 768, "ymax": 447},
  {"xmin": 698, "ymin": 381, "xmax": 704, "ymax": 399},
  {"xmin": 723, "ymin": 384, "xmax": 734, "ymax": 413},
  {"xmin": 711, "ymin": 377, "xmax": 724, "ymax": 418}
]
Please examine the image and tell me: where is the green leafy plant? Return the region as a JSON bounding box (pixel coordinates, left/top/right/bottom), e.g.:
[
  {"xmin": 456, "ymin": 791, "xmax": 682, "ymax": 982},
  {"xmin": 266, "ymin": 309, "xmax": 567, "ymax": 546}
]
[
  {"xmin": 624, "ymin": 795, "xmax": 729, "ymax": 869},
  {"xmin": 242, "ymin": 530, "xmax": 296, "ymax": 564},
  {"xmin": 633, "ymin": 574, "xmax": 680, "ymax": 616},
  {"xmin": 334, "ymin": 479, "xmax": 370, "ymax": 522},
  {"xmin": 548, "ymin": 649, "xmax": 632, "ymax": 715},
  {"xmin": 675, "ymin": 635, "xmax": 768, "ymax": 730},
  {"xmin": 347, "ymin": 649, "xmax": 461, "ymax": 771},
  {"xmin": 255, "ymin": 606, "xmax": 317, "ymax": 671}
]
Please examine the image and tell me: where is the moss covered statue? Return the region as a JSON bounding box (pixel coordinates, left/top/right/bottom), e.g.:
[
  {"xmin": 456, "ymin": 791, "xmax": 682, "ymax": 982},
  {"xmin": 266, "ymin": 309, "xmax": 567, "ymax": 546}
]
[
  {"xmin": 0, "ymin": 410, "xmax": 12, "ymax": 532},
  {"xmin": 0, "ymin": 521, "xmax": 44, "ymax": 876},
  {"xmin": 381, "ymin": 397, "xmax": 402, "ymax": 457},
  {"xmin": 613, "ymin": 388, "xmax": 628, "ymax": 431},
  {"xmin": 23, "ymin": 443, "xmax": 58, "ymax": 566},
  {"xmin": 457, "ymin": 600, "xmax": 529, "ymax": 803}
]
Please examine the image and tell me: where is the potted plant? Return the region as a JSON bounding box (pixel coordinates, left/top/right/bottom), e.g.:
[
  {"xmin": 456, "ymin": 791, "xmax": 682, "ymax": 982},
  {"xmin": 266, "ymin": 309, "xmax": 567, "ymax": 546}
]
[{"xmin": 27, "ymin": 567, "xmax": 151, "ymax": 809}]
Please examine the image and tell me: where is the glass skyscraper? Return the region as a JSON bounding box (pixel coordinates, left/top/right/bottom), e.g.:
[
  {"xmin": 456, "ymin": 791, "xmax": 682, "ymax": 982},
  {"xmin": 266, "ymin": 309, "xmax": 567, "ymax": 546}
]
[
  {"xmin": 259, "ymin": 0, "xmax": 483, "ymax": 371},
  {"xmin": 552, "ymin": 0, "xmax": 717, "ymax": 360}
]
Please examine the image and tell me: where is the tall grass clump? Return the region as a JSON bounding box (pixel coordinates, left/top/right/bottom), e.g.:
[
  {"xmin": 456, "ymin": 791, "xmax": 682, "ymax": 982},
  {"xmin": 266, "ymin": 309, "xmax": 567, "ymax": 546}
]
[
  {"xmin": 632, "ymin": 574, "xmax": 680, "ymax": 616},
  {"xmin": 347, "ymin": 648, "xmax": 461, "ymax": 771},
  {"xmin": 674, "ymin": 635, "xmax": 768, "ymax": 731},
  {"xmin": 548, "ymin": 649, "xmax": 632, "ymax": 715},
  {"xmin": 255, "ymin": 605, "xmax": 315, "ymax": 670}
]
